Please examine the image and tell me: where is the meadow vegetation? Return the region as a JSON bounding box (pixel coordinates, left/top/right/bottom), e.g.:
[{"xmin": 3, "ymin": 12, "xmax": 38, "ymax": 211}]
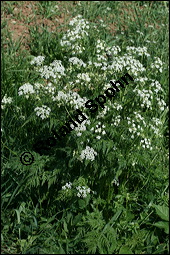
[{"xmin": 1, "ymin": 1, "xmax": 169, "ymax": 254}]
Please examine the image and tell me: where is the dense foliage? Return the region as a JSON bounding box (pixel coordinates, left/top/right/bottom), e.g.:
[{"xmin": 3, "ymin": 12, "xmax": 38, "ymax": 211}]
[{"xmin": 1, "ymin": 1, "xmax": 169, "ymax": 254}]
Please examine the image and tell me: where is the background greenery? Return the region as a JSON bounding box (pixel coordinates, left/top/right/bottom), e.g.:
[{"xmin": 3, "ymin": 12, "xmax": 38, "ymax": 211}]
[{"xmin": 1, "ymin": 1, "xmax": 169, "ymax": 254}]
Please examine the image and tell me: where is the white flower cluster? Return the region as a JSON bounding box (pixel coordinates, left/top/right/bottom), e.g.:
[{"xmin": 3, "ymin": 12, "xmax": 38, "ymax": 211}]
[
  {"xmin": 134, "ymin": 77, "xmax": 148, "ymax": 83},
  {"xmin": 34, "ymin": 105, "xmax": 51, "ymax": 119},
  {"xmin": 140, "ymin": 138, "xmax": 152, "ymax": 150},
  {"xmin": 69, "ymin": 15, "xmax": 89, "ymax": 29},
  {"xmin": 74, "ymin": 117, "xmax": 91, "ymax": 137},
  {"xmin": 151, "ymin": 57, "xmax": 163, "ymax": 72},
  {"xmin": 90, "ymin": 122, "xmax": 106, "ymax": 140},
  {"xmin": 34, "ymin": 82, "xmax": 44, "ymax": 91},
  {"xmin": 38, "ymin": 65, "xmax": 56, "ymax": 80},
  {"xmin": 50, "ymin": 60, "xmax": 65, "ymax": 75},
  {"xmin": 61, "ymin": 182, "xmax": 91, "ymax": 198},
  {"xmin": 54, "ymin": 91, "xmax": 88, "ymax": 109},
  {"xmin": 1, "ymin": 94, "xmax": 13, "ymax": 109},
  {"xmin": 69, "ymin": 57, "xmax": 86, "ymax": 67},
  {"xmin": 150, "ymin": 117, "xmax": 163, "ymax": 137},
  {"xmin": 60, "ymin": 15, "xmax": 90, "ymax": 54},
  {"xmin": 89, "ymin": 41, "xmax": 121, "ymax": 70},
  {"xmin": 125, "ymin": 56, "xmax": 146, "ymax": 75},
  {"xmin": 157, "ymin": 98, "xmax": 166, "ymax": 111},
  {"xmin": 134, "ymin": 88, "xmax": 153, "ymax": 109},
  {"xmin": 128, "ymin": 121, "xmax": 143, "ymax": 138},
  {"xmin": 92, "ymin": 56, "xmax": 108, "ymax": 69},
  {"xmin": 108, "ymin": 55, "xmax": 146, "ymax": 75},
  {"xmin": 150, "ymin": 80, "xmax": 163, "ymax": 93},
  {"xmin": 132, "ymin": 79, "xmax": 165, "ymax": 112},
  {"xmin": 126, "ymin": 46, "xmax": 150, "ymax": 57},
  {"xmin": 62, "ymin": 182, "xmax": 72, "ymax": 190},
  {"xmin": 106, "ymin": 45, "xmax": 121, "ymax": 56},
  {"xmin": 96, "ymin": 54, "xmax": 107, "ymax": 62},
  {"xmin": 76, "ymin": 73, "xmax": 91, "ymax": 82},
  {"xmin": 18, "ymin": 83, "xmax": 35, "ymax": 99},
  {"xmin": 34, "ymin": 82, "xmax": 56, "ymax": 95},
  {"xmin": 33, "ymin": 82, "xmax": 55, "ymax": 98},
  {"xmin": 127, "ymin": 113, "xmax": 146, "ymax": 139},
  {"xmin": 134, "ymin": 111, "xmax": 146, "ymax": 123},
  {"xmin": 73, "ymin": 45, "xmax": 86, "ymax": 55},
  {"xmin": 38, "ymin": 60, "xmax": 65, "ymax": 80},
  {"xmin": 79, "ymin": 146, "xmax": 97, "ymax": 161},
  {"xmin": 152, "ymin": 117, "xmax": 162, "ymax": 126},
  {"xmin": 103, "ymin": 80, "xmax": 116, "ymax": 91},
  {"xmin": 30, "ymin": 56, "xmax": 45, "ymax": 66},
  {"xmin": 44, "ymin": 82, "xmax": 56, "ymax": 95},
  {"xmin": 76, "ymin": 186, "xmax": 90, "ymax": 198},
  {"xmin": 112, "ymin": 115, "xmax": 121, "ymax": 126},
  {"xmin": 54, "ymin": 91, "xmax": 67, "ymax": 101},
  {"xmin": 109, "ymin": 59, "xmax": 126, "ymax": 73},
  {"xmin": 96, "ymin": 105, "xmax": 110, "ymax": 119},
  {"xmin": 112, "ymin": 102, "xmax": 123, "ymax": 111},
  {"xmin": 96, "ymin": 39, "xmax": 106, "ymax": 53}
]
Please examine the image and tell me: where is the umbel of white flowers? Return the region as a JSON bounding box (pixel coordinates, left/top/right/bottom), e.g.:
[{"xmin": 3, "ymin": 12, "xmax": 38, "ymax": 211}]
[{"xmin": 50, "ymin": 72, "xmax": 134, "ymax": 143}]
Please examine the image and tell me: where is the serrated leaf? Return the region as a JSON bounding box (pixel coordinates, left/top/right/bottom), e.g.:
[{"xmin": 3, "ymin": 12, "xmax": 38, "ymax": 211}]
[
  {"xmin": 153, "ymin": 204, "xmax": 169, "ymax": 221},
  {"xmin": 119, "ymin": 246, "xmax": 133, "ymax": 254},
  {"xmin": 153, "ymin": 221, "xmax": 169, "ymax": 234}
]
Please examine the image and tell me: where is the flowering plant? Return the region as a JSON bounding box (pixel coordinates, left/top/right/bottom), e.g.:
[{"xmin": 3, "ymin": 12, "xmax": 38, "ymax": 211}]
[{"xmin": 1, "ymin": 2, "xmax": 168, "ymax": 254}]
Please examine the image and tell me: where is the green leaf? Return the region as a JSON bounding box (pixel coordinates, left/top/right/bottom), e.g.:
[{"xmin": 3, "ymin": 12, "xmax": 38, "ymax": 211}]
[
  {"xmin": 153, "ymin": 204, "xmax": 169, "ymax": 221},
  {"xmin": 153, "ymin": 221, "xmax": 169, "ymax": 234},
  {"xmin": 63, "ymin": 221, "xmax": 68, "ymax": 233},
  {"xmin": 15, "ymin": 209, "xmax": 21, "ymax": 224},
  {"xmin": 73, "ymin": 213, "xmax": 82, "ymax": 225},
  {"xmin": 78, "ymin": 199, "xmax": 86, "ymax": 209},
  {"xmin": 110, "ymin": 209, "xmax": 123, "ymax": 226},
  {"xmin": 119, "ymin": 246, "xmax": 133, "ymax": 254}
]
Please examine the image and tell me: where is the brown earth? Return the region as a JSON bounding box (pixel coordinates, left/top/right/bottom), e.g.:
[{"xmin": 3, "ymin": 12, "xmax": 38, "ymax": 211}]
[
  {"xmin": 1, "ymin": 1, "xmax": 162, "ymax": 52},
  {"xmin": 1, "ymin": 1, "xmax": 75, "ymax": 51}
]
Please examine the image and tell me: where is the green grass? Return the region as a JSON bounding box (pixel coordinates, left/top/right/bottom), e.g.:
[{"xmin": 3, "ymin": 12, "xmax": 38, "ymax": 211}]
[{"xmin": 1, "ymin": 1, "xmax": 169, "ymax": 254}]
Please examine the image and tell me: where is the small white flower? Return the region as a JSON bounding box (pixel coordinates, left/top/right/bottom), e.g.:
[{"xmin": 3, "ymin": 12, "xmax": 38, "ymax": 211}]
[
  {"xmin": 38, "ymin": 60, "xmax": 65, "ymax": 80},
  {"xmin": 34, "ymin": 105, "xmax": 51, "ymax": 120},
  {"xmin": 30, "ymin": 56, "xmax": 45, "ymax": 66},
  {"xmin": 1, "ymin": 94, "xmax": 13, "ymax": 109},
  {"xmin": 77, "ymin": 73, "xmax": 91, "ymax": 82},
  {"xmin": 62, "ymin": 182, "xmax": 72, "ymax": 190},
  {"xmin": 18, "ymin": 83, "xmax": 35, "ymax": 98},
  {"xmin": 77, "ymin": 132, "xmax": 82, "ymax": 136},
  {"xmin": 112, "ymin": 178, "xmax": 119, "ymax": 186},
  {"xmin": 79, "ymin": 146, "xmax": 97, "ymax": 161},
  {"xmin": 69, "ymin": 57, "xmax": 86, "ymax": 67},
  {"xmin": 76, "ymin": 185, "xmax": 91, "ymax": 198}
]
